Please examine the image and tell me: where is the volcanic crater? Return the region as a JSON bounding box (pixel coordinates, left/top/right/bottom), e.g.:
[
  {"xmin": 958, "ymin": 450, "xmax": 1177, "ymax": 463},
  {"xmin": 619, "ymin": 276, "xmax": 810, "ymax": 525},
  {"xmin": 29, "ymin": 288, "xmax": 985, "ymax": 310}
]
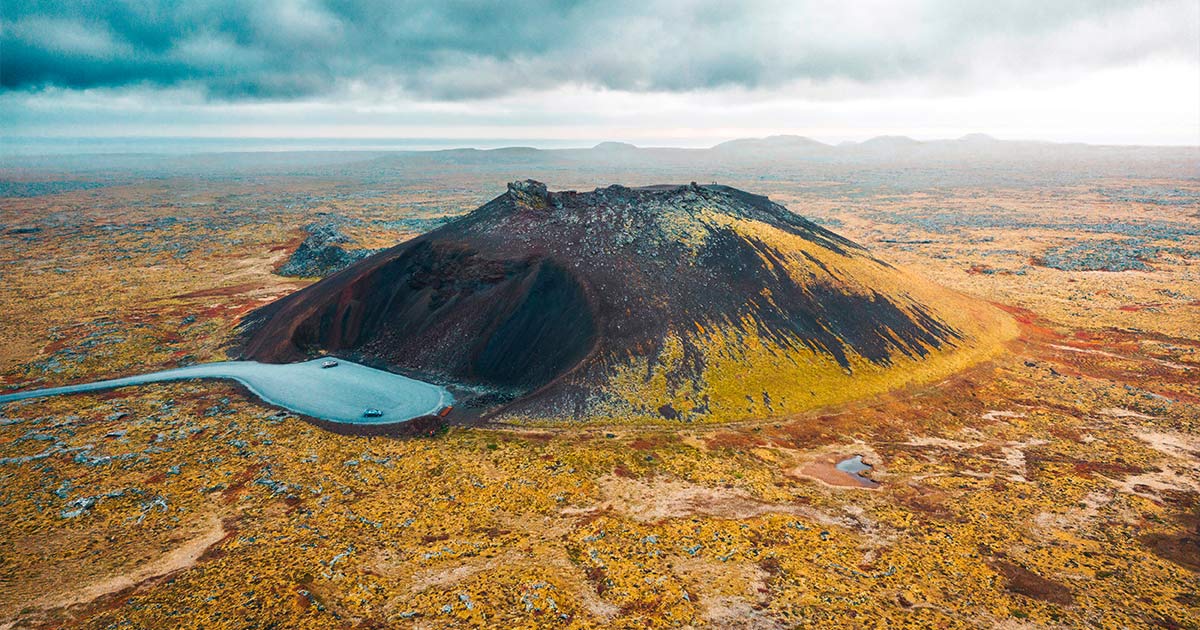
[{"xmin": 238, "ymin": 181, "xmax": 1015, "ymax": 422}]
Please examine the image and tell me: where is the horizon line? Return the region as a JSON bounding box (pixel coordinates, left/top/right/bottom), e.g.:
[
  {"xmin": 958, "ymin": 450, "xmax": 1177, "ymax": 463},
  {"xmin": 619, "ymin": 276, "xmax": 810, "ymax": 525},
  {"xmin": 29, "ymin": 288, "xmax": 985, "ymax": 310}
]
[{"xmin": 3, "ymin": 133, "xmax": 1199, "ymax": 156}]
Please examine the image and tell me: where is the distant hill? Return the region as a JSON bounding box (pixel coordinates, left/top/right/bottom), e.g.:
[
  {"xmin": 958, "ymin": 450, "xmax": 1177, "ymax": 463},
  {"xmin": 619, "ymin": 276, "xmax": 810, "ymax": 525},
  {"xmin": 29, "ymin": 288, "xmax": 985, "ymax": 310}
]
[
  {"xmin": 954, "ymin": 133, "xmax": 1000, "ymax": 143},
  {"xmin": 13, "ymin": 134, "xmax": 1192, "ymax": 184},
  {"xmin": 373, "ymin": 134, "xmax": 1197, "ymax": 170},
  {"xmin": 712, "ymin": 135, "xmax": 832, "ymax": 153},
  {"xmin": 855, "ymin": 134, "xmax": 922, "ymax": 148},
  {"xmin": 592, "ymin": 141, "xmax": 639, "ymax": 151}
]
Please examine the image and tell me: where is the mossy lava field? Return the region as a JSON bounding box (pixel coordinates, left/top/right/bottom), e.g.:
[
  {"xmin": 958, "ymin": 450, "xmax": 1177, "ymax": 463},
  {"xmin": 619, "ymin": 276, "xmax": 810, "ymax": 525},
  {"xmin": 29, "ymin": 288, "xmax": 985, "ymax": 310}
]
[{"xmin": 1, "ymin": 149, "xmax": 1197, "ymax": 629}]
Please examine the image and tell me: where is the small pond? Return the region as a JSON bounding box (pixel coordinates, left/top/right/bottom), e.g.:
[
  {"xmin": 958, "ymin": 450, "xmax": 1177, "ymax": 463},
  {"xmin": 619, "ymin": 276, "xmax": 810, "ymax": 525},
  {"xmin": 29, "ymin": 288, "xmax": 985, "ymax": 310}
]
[{"xmin": 835, "ymin": 455, "xmax": 880, "ymax": 488}]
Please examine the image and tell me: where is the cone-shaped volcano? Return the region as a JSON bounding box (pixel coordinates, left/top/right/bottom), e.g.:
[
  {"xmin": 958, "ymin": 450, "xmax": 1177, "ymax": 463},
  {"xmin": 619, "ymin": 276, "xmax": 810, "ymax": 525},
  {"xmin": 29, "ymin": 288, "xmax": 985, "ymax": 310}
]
[{"xmin": 238, "ymin": 181, "xmax": 1014, "ymax": 422}]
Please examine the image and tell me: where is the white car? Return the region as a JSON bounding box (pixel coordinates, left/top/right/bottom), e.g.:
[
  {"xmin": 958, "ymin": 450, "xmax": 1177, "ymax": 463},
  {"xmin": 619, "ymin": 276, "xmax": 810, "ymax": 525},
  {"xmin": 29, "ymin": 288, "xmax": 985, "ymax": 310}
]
[{"xmin": 321, "ymin": 359, "xmax": 339, "ymax": 369}]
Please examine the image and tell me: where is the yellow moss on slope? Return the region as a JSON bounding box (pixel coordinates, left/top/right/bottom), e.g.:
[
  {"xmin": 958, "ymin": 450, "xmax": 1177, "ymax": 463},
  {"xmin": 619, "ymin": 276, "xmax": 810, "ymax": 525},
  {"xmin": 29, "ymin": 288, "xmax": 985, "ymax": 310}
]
[{"xmin": 523, "ymin": 210, "xmax": 1019, "ymax": 425}]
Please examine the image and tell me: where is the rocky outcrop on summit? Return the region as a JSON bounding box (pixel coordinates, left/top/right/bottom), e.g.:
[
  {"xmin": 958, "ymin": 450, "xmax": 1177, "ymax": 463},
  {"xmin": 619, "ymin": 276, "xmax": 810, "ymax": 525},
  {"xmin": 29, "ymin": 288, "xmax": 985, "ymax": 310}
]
[{"xmin": 239, "ymin": 181, "xmax": 1014, "ymax": 423}]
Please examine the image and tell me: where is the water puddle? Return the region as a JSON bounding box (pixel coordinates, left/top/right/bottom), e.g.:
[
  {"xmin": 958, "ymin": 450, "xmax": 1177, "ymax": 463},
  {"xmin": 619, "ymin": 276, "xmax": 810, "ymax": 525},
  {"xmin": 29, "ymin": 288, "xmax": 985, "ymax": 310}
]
[{"xmin": 835, "ymin": 455, "xmax": 880, "ymax": 488}]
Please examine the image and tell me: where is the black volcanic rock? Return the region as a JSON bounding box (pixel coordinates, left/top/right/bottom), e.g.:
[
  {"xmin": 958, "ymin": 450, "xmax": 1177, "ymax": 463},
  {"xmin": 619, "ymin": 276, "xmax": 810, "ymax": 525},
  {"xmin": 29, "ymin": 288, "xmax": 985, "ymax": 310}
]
[
  {"xmin": 239, "ymin": 181, "xmax": 1012, "ymax": 422},
  {"xmin": 278, "ymin": 220, "xmax": 380, "ymax": 278}
]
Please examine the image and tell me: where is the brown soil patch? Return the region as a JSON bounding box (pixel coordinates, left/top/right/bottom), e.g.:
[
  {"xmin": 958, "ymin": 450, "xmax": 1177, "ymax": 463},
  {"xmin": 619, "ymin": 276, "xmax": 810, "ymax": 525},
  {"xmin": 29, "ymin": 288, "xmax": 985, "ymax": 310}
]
[
  {"xmin": 568, "ymin": 475, "xmax": 807, "ymax": 522},
  {"xmin": 988, "ymin": 559, "xmax": 1074, "ymax": 605},
  {"xmin": 673, "ymin": 556, "xmax": 784, "ymax": 629},
  {"xmin": 1143, "ymin": 531, "xmax": 1200, "ymax": 573},
  {"xmin": 172, "ymin": 282, "xmax": 264, "ymax": 299},
  {"xmin": 19, "ymin": 512, "xmax": 230, "ymax": 621},
  {"xmin": 789, "ymin": 453, "xmax": 880, "ymax": 489},
  {"xmin": 1142, "ymin": 494, "xmax": 1200, "ymax": 573}
]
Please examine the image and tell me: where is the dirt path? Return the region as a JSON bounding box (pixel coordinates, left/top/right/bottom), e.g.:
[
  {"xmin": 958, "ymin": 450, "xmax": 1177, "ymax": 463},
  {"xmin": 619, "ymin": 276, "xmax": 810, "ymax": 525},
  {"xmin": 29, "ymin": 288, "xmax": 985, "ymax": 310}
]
[{"xmin": 36, "ymin": 513, "xmax": 228, "ymax": 614}]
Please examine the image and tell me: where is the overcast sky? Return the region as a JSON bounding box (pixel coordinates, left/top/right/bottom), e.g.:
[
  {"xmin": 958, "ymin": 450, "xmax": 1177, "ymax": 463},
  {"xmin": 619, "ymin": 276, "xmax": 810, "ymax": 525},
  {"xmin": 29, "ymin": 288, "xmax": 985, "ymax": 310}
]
[{"xmin": 2, "ymin": 0, "xmax": 1198, "ymax": 146}]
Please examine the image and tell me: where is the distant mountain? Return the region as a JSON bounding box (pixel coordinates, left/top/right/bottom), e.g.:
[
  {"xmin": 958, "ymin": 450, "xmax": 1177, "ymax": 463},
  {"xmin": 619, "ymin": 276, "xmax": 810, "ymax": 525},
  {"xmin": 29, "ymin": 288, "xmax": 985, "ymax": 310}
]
[
  {"xmin": 710, "ymin": 135, "xmax": 835, "ymax": 157},
  {"xmin": 856, "ymin": 135, "xmax": 922, "ymax": 148},
  {"xmin": 712, "ymin": 135, "xmax": 831, "ymax": 153},
  {"xmin": 342, "ymin": 134, "xmax": 1198, "ymax": 180},
  {"xmin": 845, "ymin": 135, "xmax": 926, "ymax": 157},
  {"xmin": 954, "ymin": 133, "xmax": 1000, "ymax": 144},
  {"xmin": 592, "ymin": 141, "xmax": 639, "ymax": 151},
  {"xmin": 395, "ymin": 145, "xmax": 552, "ymax": 165}
]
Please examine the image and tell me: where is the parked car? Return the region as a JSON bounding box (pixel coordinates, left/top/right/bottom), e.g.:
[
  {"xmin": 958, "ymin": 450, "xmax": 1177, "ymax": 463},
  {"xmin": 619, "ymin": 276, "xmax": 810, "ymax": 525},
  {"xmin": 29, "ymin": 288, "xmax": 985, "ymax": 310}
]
[
  {"xmin": 362, "ymin": 408, "xmax": 383, "ymax": 418},
  {"xmin": 321, "ymin": 359, "xmax": 339, "ymax": 368}
]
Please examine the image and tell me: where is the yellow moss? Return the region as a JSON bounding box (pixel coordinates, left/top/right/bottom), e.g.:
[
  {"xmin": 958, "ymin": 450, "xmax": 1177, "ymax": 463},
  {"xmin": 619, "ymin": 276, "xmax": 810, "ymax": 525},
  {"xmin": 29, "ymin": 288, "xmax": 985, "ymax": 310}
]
[{"xmin": 505, "ymin": 206, "xmax": 1019, "ymax": 425}]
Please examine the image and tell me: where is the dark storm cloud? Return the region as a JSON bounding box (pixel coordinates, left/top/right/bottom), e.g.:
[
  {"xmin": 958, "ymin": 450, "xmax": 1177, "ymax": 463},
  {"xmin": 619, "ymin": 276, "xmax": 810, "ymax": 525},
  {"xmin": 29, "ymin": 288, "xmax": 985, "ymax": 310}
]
[{"xmin": 1, "ymin": 0, "xmax": 1194, "ymax": 100}]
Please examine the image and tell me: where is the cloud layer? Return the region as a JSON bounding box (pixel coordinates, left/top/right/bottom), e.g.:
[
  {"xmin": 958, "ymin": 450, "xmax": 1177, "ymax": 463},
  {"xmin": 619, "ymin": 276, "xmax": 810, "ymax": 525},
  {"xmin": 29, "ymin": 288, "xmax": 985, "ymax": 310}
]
[{"xmin": 3, "ymin": 0, "xmax": 1196, "ymax": 101}]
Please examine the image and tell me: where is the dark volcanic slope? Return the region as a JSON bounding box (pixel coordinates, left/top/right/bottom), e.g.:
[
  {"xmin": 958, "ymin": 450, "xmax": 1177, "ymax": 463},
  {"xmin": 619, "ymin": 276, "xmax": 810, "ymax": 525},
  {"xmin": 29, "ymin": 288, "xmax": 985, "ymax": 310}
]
[{"xmin": 239, "ymin": 181, "xmax": 1013, "ymax": 422}]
